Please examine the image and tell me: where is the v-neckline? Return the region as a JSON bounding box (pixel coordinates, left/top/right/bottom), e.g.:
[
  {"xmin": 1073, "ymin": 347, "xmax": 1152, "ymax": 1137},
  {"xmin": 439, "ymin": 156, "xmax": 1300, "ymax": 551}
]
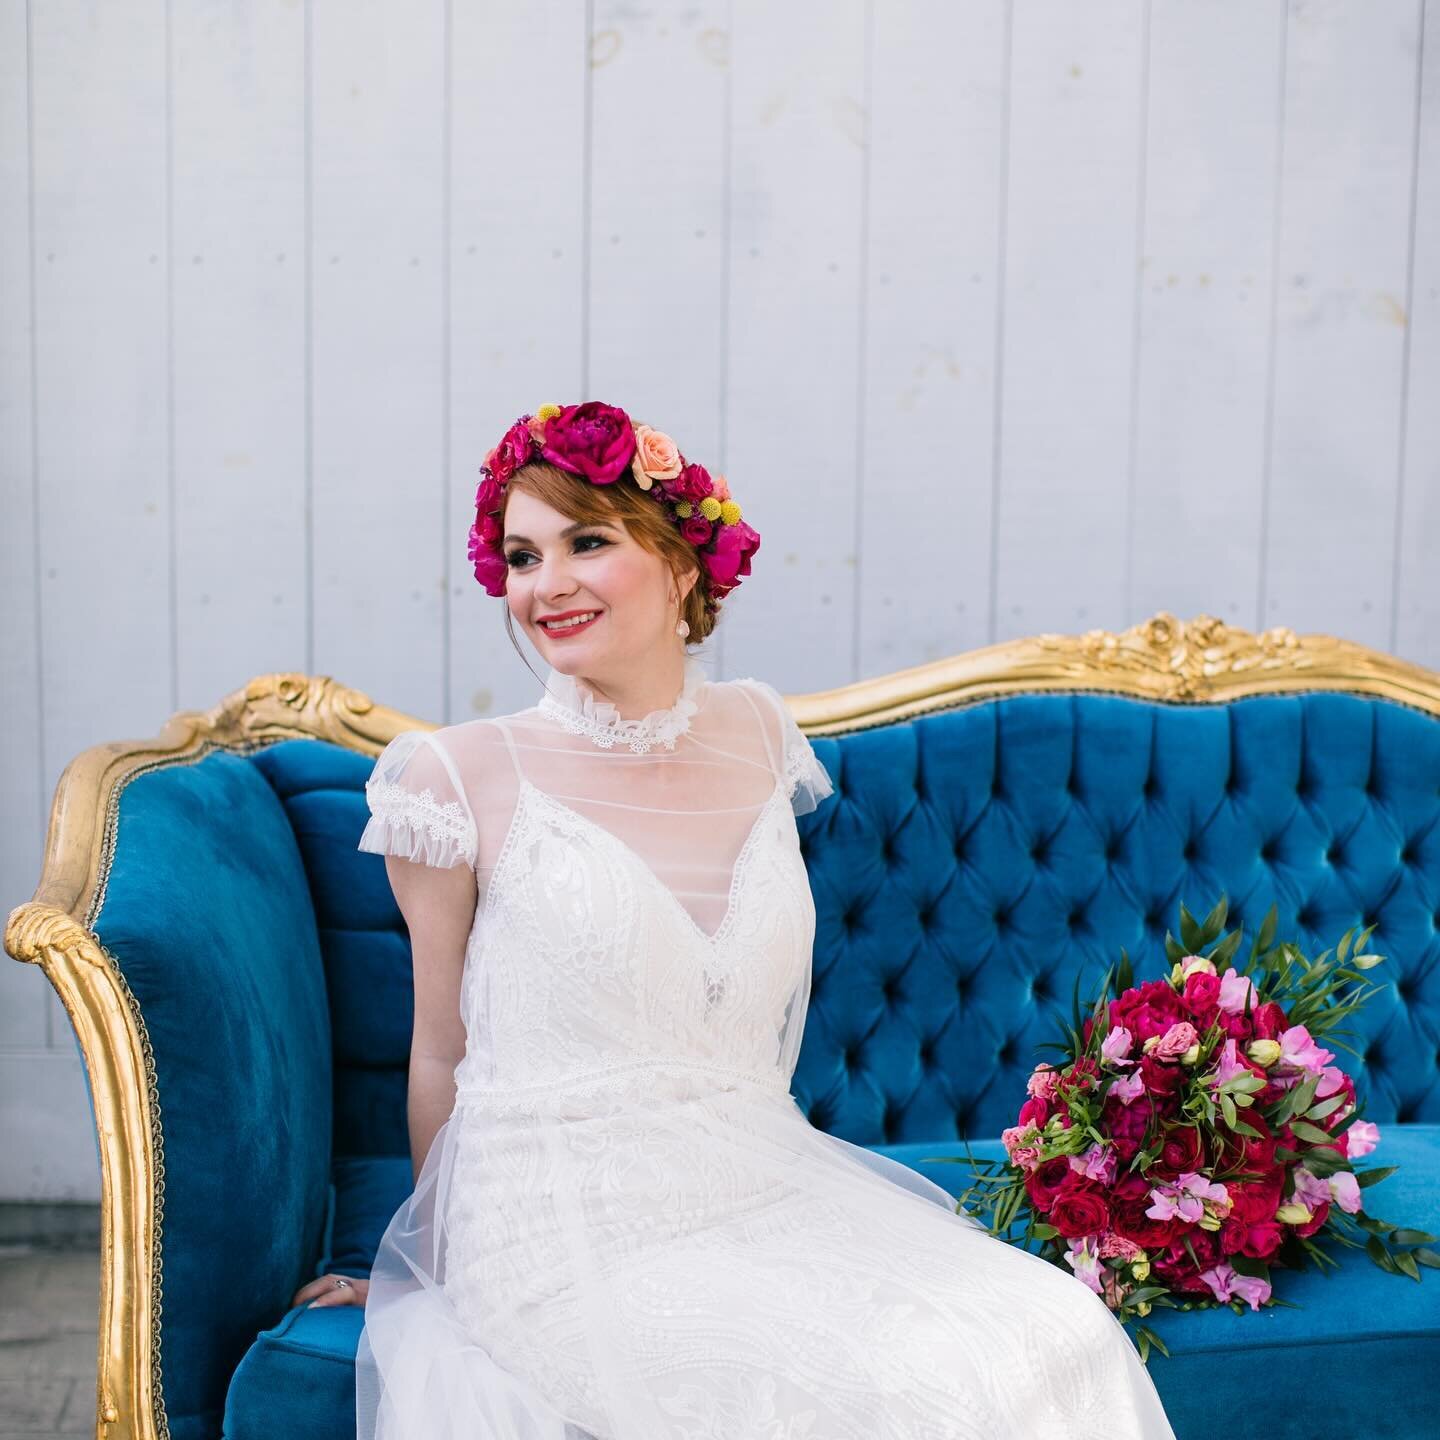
[{"xmin": 518, "ymin": 775, "xmax": 786, "ymax": 948}]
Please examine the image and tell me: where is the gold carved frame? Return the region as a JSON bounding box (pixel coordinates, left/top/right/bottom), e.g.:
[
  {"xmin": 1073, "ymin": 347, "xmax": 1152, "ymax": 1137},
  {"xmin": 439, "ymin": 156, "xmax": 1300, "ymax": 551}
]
[{"xmin": 6, "ymin": 611, "xmax": 1440, "ymax": 1440}]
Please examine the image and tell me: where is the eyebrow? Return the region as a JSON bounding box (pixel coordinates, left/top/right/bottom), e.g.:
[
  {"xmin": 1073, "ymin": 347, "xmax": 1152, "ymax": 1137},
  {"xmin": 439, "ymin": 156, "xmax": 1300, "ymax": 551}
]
[{"xmin": 502, "ymin": 520, "xmax": 614, "ymax": 547}]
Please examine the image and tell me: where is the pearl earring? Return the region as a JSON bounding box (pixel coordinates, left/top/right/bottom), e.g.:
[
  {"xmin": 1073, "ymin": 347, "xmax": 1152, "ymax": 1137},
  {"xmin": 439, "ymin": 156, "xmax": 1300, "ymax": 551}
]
[{"xmin": 672, "ymin": 596, "xmax": 689, "ymax": 641}]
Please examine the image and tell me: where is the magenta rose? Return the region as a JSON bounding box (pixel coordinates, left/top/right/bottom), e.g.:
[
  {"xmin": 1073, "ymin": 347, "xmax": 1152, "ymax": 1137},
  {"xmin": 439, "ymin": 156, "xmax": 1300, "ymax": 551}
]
[
  {"xmin": 702, "ymin": 519, "xmax": 760, "ymax": 592},
  {"xmin": 484, "ymin": 419, "xmax": 538, "ymax": 486},
  {"xmin": 1111, "ymin": 979, "xmax": 1187, "ymax": 1044},
  {"xmin": 538, "ymin": 401, "xmax": 637, "ymax": 484},
  {"xmin": 1103, "ymin": 1092, "xmax": 1166, "ymax": 1162},
  {"xmin": 1251, "ymin": 1000, "xmax": 1289, "ymax": 1040},
  {"xmin": 1295, "ymin": 1199, "xmax": 1331, "ymax": 1237},
  {"xmin": 1049, "ymin": 1181, "xmax": 1112, "ymax": 1240},
  {"xmin": 468, "ymin": 524, "xmax": 508, "ymax": 597},
  {"xmin": 673, "ymin": 461, "xmax": 715, "ymax": 503},
  {"xmin": 1109, "ymin": 1172, "xmax": 1179, "ymax": 1249},
  {"xmin": 1181, "ymin": 970, "xmax": 1222, "ymax": 1026},
  {"xmin": 1017, "ymin": 1095, "xmax": 1051, "ymax": 1128},
  {"xmin": 1150, "ymin": 1123, "xmax": 1206, "ymax": 1180},
  {"xmin": 1023, "ymin": 1155, "xmax": 1073, "ymax": 1212},
  {"xmin": 1137, "ymin": 1052, "xmax": 1186, "ymax": 1097},
  {"xmin": 680, "ymin": 516, "xmax": 714, "ymax": 546},
  {"xmin": 474, "ymin": 473, "xmax": 504, "ymax": 514}
]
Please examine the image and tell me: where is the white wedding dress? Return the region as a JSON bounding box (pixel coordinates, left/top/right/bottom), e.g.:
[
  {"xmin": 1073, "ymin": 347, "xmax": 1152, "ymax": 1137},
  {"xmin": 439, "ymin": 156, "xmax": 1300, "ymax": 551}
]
[{"xmin": 353, "ymin": 654, "xmax": 1177, "ymax": 1440}]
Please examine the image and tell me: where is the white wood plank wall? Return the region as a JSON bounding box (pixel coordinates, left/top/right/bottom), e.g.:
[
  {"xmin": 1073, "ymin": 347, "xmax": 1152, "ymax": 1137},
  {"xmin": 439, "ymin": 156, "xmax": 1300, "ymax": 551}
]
[{"xmin": 1, "ymin": 0, "xmax": 1434, "ymax": 1200}]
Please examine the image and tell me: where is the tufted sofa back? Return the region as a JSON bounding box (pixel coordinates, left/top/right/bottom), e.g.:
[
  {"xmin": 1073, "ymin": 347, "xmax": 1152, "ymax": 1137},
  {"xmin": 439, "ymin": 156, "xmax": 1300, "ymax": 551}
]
[{"xmin": 789, "ymin": 689, "xmax": 1439, "ymax": 1146}]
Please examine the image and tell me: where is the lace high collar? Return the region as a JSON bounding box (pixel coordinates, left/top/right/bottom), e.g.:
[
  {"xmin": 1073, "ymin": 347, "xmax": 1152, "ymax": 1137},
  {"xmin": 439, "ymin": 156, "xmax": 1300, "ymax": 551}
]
[{"xmin": 538, "ymin": 653, "xmax": 707, "ymax": 754}]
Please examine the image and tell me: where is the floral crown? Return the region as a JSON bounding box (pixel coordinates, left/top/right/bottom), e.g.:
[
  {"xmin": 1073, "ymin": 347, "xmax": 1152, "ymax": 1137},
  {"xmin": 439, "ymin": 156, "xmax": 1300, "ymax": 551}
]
[{"xmin": 467, "ymin": 400, "xmax": 761, "ymax": 613}]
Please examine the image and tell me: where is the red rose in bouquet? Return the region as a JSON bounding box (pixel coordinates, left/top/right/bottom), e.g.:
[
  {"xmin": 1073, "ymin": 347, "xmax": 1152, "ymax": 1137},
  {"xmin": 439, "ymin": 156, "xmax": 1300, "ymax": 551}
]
[{"xmin": 936, "ymin": 897, "xmax": 1426, "ymax": 1365}]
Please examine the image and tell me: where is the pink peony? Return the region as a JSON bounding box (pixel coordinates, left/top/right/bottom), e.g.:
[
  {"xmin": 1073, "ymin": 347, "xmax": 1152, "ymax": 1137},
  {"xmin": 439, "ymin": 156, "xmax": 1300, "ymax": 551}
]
[
  {"xmin": 538, "ymin": 400, "xmax": 637, "ymax": 485},
  {"xmin": 483, "ymin": 419, "xmax": 538, "ymax": 486},
  {"xmin": 702, "ymin": 518, "xmax": 761, "ymax": 592}
]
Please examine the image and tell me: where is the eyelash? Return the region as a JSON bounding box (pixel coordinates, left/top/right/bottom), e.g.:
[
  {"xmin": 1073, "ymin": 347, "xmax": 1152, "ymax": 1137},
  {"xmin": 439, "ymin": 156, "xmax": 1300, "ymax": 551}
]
[{"xmin": 504, "ymin": 533, "xmax": 612, "ymax": 570}]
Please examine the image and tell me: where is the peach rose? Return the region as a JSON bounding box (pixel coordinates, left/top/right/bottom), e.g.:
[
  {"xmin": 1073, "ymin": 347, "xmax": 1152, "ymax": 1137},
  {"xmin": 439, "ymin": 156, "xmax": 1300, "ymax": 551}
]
[{"xmin": 632, "ymin": 424, "xmax": 683, "ymax": 483}]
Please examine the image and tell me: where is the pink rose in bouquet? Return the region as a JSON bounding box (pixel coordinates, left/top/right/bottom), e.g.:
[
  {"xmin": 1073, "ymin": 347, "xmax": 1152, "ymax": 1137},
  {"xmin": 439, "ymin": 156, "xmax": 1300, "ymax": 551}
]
[{"xmin": 939, "ymin": 897, "xmax": 1431, "ymax": 1365}]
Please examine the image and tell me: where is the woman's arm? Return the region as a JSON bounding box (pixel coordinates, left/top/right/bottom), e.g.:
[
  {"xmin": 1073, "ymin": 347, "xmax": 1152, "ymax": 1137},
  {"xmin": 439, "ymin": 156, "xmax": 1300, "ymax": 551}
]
[{"xmin": 384, "ymin": 850, "xmax": 479, "ymax": 1184}]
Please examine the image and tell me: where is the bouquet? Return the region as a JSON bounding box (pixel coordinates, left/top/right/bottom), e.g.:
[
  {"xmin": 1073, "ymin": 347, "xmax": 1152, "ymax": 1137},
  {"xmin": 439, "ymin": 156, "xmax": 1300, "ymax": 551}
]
[{"xmin": 939, "ymin": 897, "xmax": 1436, "ymax": 1363}]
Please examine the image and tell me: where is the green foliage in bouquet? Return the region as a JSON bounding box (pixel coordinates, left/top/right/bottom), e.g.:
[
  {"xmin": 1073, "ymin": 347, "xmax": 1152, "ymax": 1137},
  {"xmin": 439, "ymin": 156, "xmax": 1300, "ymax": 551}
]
[{"xmin": 926, "ymin": 897, "xmax": 1436, "ymax": 1363}]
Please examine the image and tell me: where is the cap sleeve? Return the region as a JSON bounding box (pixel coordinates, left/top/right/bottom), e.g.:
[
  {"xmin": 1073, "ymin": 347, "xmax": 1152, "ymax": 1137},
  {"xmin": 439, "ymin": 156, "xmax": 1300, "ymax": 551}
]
[
  {"xmin": 358, "ymin": 729, "xmax": 479, "ymax": 870},
  {"xmin": 737, "ymin": 678, "xmax": 836, "ymax": 818}
]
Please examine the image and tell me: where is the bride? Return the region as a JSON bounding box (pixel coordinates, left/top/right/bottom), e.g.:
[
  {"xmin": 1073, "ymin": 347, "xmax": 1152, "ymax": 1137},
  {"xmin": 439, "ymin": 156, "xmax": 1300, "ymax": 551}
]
[{"xmin": 294, "ymin": 402, "xmax": 1178, "ymax": 1439}]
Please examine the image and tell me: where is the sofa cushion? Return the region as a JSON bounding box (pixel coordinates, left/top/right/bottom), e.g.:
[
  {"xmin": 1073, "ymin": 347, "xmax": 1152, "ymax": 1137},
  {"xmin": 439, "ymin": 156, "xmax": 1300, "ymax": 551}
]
[{"xmin": 879, "ymin": 1121, "xmax": 1440, "ymax": 1440}]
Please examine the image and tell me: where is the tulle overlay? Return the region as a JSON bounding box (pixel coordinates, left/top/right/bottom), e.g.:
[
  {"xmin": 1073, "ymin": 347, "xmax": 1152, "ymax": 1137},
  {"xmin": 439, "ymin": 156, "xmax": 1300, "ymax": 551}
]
[{"xmin": 355, "ymin": 657, "xmax": 1177, "ymax": 1439}]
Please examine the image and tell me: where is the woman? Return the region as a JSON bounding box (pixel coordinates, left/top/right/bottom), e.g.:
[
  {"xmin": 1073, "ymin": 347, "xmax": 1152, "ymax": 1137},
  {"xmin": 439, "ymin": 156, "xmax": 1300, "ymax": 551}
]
[{"xmin": 295, "ymin": 402, "xmax": 1178, "ymax": 1438}]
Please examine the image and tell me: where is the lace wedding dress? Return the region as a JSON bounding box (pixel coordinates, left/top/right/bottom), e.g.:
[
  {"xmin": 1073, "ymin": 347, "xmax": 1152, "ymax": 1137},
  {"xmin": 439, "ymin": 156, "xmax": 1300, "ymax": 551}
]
[{"xmin": 353, "ymin": 654, "xmax": 1177, "ymax": 1440}]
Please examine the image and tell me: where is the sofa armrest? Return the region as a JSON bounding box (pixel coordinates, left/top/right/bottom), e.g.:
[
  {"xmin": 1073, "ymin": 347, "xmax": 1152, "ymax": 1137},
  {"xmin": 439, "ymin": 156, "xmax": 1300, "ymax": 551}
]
[{"xmin": 8, "ymin": 745, "xmax": 333, "ymax": 1440}]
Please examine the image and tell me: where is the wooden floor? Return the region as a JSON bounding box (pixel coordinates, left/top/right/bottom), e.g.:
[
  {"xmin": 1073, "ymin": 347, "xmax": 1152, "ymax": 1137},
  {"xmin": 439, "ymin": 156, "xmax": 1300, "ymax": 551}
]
[{"xmin": 0, "ymin": 1243, "xmax": 98, "ymax": 1440}]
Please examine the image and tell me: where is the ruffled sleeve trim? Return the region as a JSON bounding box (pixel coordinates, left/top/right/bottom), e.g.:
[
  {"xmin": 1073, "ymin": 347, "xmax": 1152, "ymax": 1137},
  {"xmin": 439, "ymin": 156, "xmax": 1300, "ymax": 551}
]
[
  {"xmin": 782, "ymin": 731, "xmax": 835, "ymax": 817},
  {"xmin": 358, "ymin": 730, "xmax": 479, "ymax": 870},
  {"xmin": 734, "ymin": 677, "xmax": 836, "ymax": 818}
]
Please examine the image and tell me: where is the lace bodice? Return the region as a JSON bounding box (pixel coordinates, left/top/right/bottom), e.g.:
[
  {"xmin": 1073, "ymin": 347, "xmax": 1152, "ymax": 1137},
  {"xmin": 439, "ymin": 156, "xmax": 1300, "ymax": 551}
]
[{"xmin": 357, "ymin": 667, "xmax": 836, "ymax": 1101}]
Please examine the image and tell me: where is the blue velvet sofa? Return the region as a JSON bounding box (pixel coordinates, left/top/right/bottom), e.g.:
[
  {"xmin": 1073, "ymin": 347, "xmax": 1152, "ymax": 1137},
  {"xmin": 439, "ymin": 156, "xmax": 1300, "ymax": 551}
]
[{"xmin": 6, "ymin": 611, "xmax": 1437, "ymax": 1440}]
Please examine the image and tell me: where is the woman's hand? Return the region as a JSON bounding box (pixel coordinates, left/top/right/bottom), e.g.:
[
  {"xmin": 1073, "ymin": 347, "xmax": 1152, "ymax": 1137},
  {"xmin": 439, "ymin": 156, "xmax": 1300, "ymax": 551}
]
[{"xmin": 293, "ymin": 1273, "xmax": 370, "ymax": 1310}]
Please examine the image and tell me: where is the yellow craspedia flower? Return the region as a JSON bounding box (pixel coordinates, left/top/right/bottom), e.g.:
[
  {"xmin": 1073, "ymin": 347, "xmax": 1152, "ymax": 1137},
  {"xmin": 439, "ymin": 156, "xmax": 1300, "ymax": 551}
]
[
  {"xmin": 535, "ymin": 403, "xmax": 562, "ymax": 421},
  {"xmin": 675, "ymin": 501, "xmax": 694, "ymax": 519},
  {"xmin": 699, "ymin": 497, "xmax": 722, "ymax": 521},
  {"xmin": 719, "ymin": 499, "xmax": 742, "ymax": 525}
]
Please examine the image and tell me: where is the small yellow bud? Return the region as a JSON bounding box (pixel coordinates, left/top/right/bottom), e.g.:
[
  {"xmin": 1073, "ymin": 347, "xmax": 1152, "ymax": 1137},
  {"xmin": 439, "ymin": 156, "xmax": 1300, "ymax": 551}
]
[
  {"xmin": 1131, "ymin": 1259, "xmax": 1150, "ymax": 1282},
  {"xmin": 1170, "ymin": 962, "xmax": 1184, "ymax": 985},
  {"xmin": 699, "ymin": 496, "xmax": 722, "ymax": 520},
  {"xmin": 1180, "ymin": 1043, "xmax": 1201, "ymax": 1066},
  {"xmin": 535, "ymin": 403, "xmax": 562, "ymax": 421},
  {"xmin": 719, "ymin": 499, "xmax": 743, "ymax": 525},
  {"xmin": 675, "ymin": 501, "xmax": 694, "ymax": 519},
  {"xmin": 1275, "ymin": 1203, "xmax": 1313, "ymax": 1225},
  {"xmin": 1136, "ymin": 1301, "xmax": 1152, "ymax": 1317},
  {"xmin": 1197, "ymin": 1212, "xmax": 1222, "ymax": 1232},
  {"xmin": 1246, "ymin": 1039, "xmax": 1282, "ymax": 1067}
]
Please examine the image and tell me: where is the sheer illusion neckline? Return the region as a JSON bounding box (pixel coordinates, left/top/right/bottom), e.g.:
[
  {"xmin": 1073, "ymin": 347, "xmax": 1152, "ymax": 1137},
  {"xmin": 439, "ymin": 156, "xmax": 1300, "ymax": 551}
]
[
  {"xmin": 537, "ymin": 653, "xmax": 707, "ymax": 753},
  {"xmin": 512, "ymin": 775, "xmax": 786, "ymax": 947}
]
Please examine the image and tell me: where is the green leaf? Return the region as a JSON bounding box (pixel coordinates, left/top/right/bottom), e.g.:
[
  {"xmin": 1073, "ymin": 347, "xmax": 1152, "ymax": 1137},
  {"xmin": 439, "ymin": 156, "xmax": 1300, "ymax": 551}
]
[
  {"xmin": 1289, "ymin": 1120, "xmax": 1335, "ymax": 1145},
  {"xmin": 1219, "ymin": 1091, "xmax": 1238, "ymax": 1130},
  {"xmin": 1200, "ymin": 894, "xmax": 1229, "ymax": 940},
  {"xmin": 1366, "ymin": 1235, "xmax": 1399, "ymax": 1274},
  {"xmin": 1413, "ymin": 1247, "xmax": 1440, "ymax": 1270},
  {"xmin": 1134, "ymin": 1323, "xmax": 1171, "ymax": 1359},
  {"xmin": 1356, "ymin": 1165, "xmax": 1398, "ymax": 1189},
  {"xmin": 1389, "ymin": 1228, "xmax": 1436, "ymax": 1246},
  {"xmin": 1179, "ymin": 902, "xmax": 1202, "ymax": 955},
  {"xmin": 1394, "ymin": 1249, "xmax": 1421, "ymax": 1281},
  {"xmin": 1032, "ymin": 1222, "xmax": 1059, "ymax": 1240},
  {"xmin": 1254, "ymin": 903, "xmax": 1278, "ymax": 959}
]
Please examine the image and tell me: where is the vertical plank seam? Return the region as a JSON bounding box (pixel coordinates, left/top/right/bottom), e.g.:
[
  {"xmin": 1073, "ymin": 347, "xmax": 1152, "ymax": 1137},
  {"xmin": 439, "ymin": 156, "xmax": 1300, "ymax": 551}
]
[
  {"xmin": 24, "ymin": 0, "xmax": 52, "ymax": 1046},
  {"xmin": 718, "ymin": 0, "xmax": 734, "ymax": 678},
  {"xmin": 854, "ymin": 0, "xmax": 874, "ymax": 685},
  {"xmin": 1256, "ymin": 0, "xmax": 1291, "ymax": 634},
  {"xmin": 443, "ymin": 0, "xmax": 454, "ymax": 722},
  {"xmin": 582, "ymin": 0, "xmax": 595, "ymax": 399},
  {"xmin": 986, "ymin": 0, "xmax": 1015, "ymax": 648},
  {"xmin": 304, "ymin": 0, "xmax": 316, "ymax": 678},
  {"xmin": 1389, "ymin": 0, "xmax": 1429, "ymax": 657},
  {"xmin": 1124, "ymin": 0, "xmax": 1154, "ymax": 633}
]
